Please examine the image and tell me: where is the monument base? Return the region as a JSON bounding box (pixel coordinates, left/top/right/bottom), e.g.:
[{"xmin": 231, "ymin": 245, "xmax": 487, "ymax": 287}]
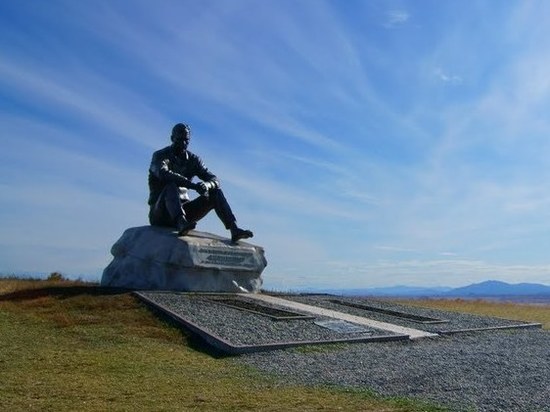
[{"xmin": 101, "ymin": 226, "xmax": 266, "ymax": 293}]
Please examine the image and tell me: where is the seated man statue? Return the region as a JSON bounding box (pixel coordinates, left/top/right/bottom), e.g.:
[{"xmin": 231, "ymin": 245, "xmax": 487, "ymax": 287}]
[{"xmin": 148, "ymin": 123, "xmax": 253, "ymax": 243}]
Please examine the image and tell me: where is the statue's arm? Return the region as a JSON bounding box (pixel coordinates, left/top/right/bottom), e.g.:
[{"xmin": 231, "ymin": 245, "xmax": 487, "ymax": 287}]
[
  {"xmin": 149, "ymin": 151, "xmax": 197, "ymax": 189},
  {"xmin": 194, "ymin": 156, "xmax": 220, "ymax": 191}
]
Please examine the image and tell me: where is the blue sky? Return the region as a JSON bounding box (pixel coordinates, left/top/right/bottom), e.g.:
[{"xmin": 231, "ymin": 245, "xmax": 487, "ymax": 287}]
[{"xmin": 1, "ymin": 0, "xmax": 550, "ymax": 290}]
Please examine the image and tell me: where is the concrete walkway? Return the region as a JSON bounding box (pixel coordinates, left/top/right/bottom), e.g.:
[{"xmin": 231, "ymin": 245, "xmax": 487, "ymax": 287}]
[{"xmin": 242, "ymin": 294, "xmax": 438, "ymax": 340}]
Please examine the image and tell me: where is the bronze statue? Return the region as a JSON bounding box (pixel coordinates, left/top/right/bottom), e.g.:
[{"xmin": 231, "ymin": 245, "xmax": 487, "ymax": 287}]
[{"xmin": 148, "ymin": 123, "xmax": 253, "ymax": 243}]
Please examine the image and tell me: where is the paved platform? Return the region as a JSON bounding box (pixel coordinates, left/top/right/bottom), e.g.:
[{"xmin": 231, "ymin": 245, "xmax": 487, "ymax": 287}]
[
  {"xmin": 281, "ymin": 294, "xmax": 542, "ymax": 335},
  {"xmin": 135, "ymin": 292, "xmax": 541, "ymax": 355},
  {"xmin": 244, "ymin": 294, "xmax": 437, "ymax": 339}
]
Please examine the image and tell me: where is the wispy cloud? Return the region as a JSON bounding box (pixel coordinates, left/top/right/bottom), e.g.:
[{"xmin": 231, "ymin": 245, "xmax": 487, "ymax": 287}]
[
  {"xmin": 433, "ymin": 67, "xmax": 463, "ymax": 84},
  {"xmin": 0, "ymin": 60, "xmax": 170, "ymax": 153},
  {"xmin": 384, "ymin": 10, "xmax": 410, "ymax": 28},
  {"xmin": 212, "ymin": 157, "xmax": 370, "ymax": 222},
  {"xmin": 303, "ymin": 259, "xmax": 550, "ymax": 289},
  {"xmin": 440, "ymin": 252, "xmax": 458, "ymax": 257},
  {"xmin": 374, "ymin": 245, "xmax": 419, "ymax": 253},
  {"xmin": 2, "ymin": 1, "xmax": 550, "ymax": 289},
  {"xmin": 0, "ymin": 112, "xmax": 147, "ymax": 277}
]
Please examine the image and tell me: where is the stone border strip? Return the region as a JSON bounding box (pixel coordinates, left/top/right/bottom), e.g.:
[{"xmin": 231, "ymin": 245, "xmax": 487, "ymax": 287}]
[
  {"xmin": 329, "ymin": 299, "xmax": 449, "ymax": 324},
  {"xmin": 242, "ymin": 294, "xmax": 439, "ymax": 340},
  {"xmin": 438, "ymin": 322, "xmax": 542, "ymax": 335},
  {"xmin": 283, "ymin": 294, "xmax": 543, "ymax": 334},
  {"xmin": 134, "ymin": 292, "xmax": 409, "ymax": 355}
]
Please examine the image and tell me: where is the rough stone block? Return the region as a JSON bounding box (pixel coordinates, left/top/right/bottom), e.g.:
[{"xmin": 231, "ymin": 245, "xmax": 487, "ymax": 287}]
[{"xmin": 101, "ymin": 226, "xmax": 266, "ymax": 292}]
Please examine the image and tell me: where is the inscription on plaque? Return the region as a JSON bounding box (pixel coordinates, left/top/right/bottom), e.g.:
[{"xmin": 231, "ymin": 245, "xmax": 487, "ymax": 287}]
[{"xmin": 192, "ymin": 246, "xmax": 258, "ymax": 270}]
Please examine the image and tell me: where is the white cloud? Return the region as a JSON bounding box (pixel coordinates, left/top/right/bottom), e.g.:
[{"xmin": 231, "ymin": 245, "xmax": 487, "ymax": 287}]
[
  {"xmin": 309, "ymin": 259, "xmax": 550, "ymax": 288},
  {"xmin": 3, "ymin": 1, "xmax": 550, "ymax": 290},
  {"xmin": 214, "ymin": 157, "xmax": 369, "ymax": 222},
  {"xmin": 0, "ymin": 59, "xmax": 166, "ymax": 150},
  {"xmin": 374, "ymin": 245, "xmax": 419, "ymax": 253},
  {"xmin": 384, "ymin": 10, "xmax": 410, "ymax": 28},
  {"xmin": 434, "ymin": 67, "xmax": 463, "ymax": 84}
]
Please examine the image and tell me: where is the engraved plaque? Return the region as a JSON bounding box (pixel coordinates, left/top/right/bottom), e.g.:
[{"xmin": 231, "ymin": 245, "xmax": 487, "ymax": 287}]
[{"xmin": 190, "ymin": 245, "xmax": 260, "ymax": 270}]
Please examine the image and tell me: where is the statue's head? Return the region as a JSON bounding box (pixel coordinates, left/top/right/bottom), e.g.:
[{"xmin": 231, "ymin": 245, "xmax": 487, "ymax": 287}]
[{"xmin": 171, "ymin": 123, "xmax": 191, "ymax": 151}]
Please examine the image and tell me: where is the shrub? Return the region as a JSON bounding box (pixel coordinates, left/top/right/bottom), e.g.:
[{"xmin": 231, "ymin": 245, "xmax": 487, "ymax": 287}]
[{"xmin": 47, "ymin": 272, "xmax": 66, "ymax": 281}]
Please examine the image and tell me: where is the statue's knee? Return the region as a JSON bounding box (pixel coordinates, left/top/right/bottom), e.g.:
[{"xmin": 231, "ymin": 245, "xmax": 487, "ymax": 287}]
[{"xmin": 209, "ymin": 187, "xmax": 222, "ymax": 198}]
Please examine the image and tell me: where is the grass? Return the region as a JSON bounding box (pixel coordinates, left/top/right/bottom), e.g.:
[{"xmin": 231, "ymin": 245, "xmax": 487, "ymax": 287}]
[
  {"xmin": 0, "ymin": 278, "xmax": 444, "ymax": 412},
  {"xmin": 394, "ymin": 298, "xmax": 550, "ymax": 330}
]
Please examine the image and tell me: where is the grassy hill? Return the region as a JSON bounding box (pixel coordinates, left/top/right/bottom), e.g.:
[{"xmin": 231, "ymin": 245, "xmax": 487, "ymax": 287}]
[
  {"xmin": 1, "ymin": 278, "xmax": 548, "ymax": 411},
  {"xmin": 0, "ymin": 278, "xmax": 443, "ymax": 411}
]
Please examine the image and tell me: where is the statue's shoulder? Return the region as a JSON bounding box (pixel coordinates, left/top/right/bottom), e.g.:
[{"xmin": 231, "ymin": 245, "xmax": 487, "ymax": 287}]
[
  {"xmin": 186, "ymin": 150, "xmax": 201, "ymax": 161},
  {"xmin": 152, "ymin": 145, "xmax": 173, "ymax": 159}
]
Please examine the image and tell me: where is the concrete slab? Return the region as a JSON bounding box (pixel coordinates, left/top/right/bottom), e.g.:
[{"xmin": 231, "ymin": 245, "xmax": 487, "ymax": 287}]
[
  {"xmin": 243, "ymin": 294, "xmax": 438, "ymax": 340},
  {"xmin": 281, "ymin": 295, "xmax": 543, "ymax": 335},
  {"xmin": 135, "ymin": 292, "xmax": 541, "ymax": 356},
  {"xmin": 135, "ymin": 291, "xmax": 408, "ymax": 355}
]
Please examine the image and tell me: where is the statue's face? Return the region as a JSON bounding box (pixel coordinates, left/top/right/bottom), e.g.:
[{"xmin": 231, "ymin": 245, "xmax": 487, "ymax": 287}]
[{"xmin": 172, "ymin": 130, "xmax": 190, "ymax": 152}]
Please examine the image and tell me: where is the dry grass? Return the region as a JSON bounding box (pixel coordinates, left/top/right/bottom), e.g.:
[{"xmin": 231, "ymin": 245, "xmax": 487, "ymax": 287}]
[
  {"xmin": 393, "ymin": 298, "xmax": 550, "ymax": 330},
  {"xmin": 0, "ymin": 278, "xmax": 442, "ymax": 412}
]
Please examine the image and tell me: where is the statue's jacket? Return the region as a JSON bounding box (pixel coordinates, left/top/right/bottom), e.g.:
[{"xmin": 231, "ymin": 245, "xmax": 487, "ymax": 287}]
[{"xmin": 148, "ymin": 145, "xmax": 219, "ymax": 205}]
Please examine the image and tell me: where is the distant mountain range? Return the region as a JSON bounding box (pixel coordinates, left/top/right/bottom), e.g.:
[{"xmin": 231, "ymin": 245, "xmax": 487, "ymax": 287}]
[
  {"xmin": 444, "ymin": 280, "xmax": 550, "ymax": 297},
  {"xmin": 310, "ymin": 280, "xmax": 550, "ymax": 297}
]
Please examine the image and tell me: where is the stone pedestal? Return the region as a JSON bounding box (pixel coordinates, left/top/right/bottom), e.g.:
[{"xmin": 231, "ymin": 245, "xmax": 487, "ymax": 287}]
[{"xmin": 101, "ymin": 226, "xmax": 266, "ymax": 292}]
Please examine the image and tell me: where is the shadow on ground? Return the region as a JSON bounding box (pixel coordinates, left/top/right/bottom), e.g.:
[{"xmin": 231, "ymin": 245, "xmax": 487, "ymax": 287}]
[{"xmin": 0, "ymin": 285, "xmax": 132, "ymax": 302}]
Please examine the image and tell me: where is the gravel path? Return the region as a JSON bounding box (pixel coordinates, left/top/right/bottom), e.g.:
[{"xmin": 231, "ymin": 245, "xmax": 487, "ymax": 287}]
[
  {"xmin": 139, "ymin": 292, "xmax": 403, "ymax": 345},
  {"xmin": 139, "ymin": 292, "xmax": 549, "ymax": 411},
  {"xmin": 238, "ymin": 328, "xmax": 550, "ymax": 411},
  {"xmin": 282, "ymin": 295, "xmax": 538, "ymax": 333}
]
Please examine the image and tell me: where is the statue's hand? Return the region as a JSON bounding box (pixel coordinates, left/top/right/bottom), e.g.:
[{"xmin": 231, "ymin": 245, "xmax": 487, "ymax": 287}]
[{"xmin": 195, "ymin": 182, "xmax": 209, "ymax": 195}]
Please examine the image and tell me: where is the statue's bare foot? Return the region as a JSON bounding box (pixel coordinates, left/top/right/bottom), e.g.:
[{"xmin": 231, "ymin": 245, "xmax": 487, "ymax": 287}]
[{"xmin": 231, "ymin": 228, "xmax": 253, "ymax": 243}]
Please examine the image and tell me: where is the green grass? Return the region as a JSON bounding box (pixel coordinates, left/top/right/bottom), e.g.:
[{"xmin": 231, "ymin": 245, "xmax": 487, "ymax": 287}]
[{"xmin": 0, "ymin": 279, "xmax": 444, "ymax": 412}]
